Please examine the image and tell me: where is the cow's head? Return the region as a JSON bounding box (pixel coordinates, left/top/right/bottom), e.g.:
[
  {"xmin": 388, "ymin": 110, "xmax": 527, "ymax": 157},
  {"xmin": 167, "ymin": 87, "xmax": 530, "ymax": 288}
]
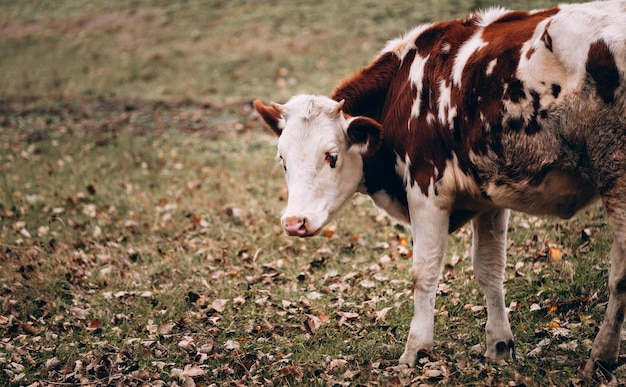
[{"xmin": 254, "ymin": 95, "xmax": 382, "ymax": 237}]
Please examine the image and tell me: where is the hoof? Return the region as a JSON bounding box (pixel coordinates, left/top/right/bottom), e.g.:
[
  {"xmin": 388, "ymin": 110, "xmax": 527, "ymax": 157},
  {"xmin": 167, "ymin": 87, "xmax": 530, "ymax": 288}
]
[
  {"xmin": 584, "ymin": 358, "xmax": 620, "ymax": 379},
  {"xmin": 486, "ymin": 339, "xmax": 516, "ymax": 361},
  {"xmin": 399, "ymin": 349, "xmax": 433, "ymax": 368},
  {"xmin": 398, "ymin": 351, "xmax": 417, "ymax": 367}
]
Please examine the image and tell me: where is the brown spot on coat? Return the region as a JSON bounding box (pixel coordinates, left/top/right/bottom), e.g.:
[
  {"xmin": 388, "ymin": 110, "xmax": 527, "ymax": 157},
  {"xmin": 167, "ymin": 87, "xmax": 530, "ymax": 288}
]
[
  {"xmin": 541, "ymin": 23, "xmax": 553, "ymax": 52},
  {"xmin": 586, "ymin": 40, "xmax": 620, "ymax": 104}
]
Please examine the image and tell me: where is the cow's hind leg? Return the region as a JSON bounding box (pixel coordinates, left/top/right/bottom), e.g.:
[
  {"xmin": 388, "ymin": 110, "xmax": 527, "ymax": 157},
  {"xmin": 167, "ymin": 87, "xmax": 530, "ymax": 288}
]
[
  {"xmin": 586, "ymin": 194, "xmax": 626, "ymax": 374},
  {"xmin": 472, "ymin": 208, "xmax": 514, "ymax": 361}
]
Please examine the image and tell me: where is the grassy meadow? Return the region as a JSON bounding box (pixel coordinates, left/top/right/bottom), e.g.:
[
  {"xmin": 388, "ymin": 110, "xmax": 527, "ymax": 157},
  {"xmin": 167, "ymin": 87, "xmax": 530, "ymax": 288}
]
[{"xmin": 0, "ymin": 0, "xmax": 620, "ymax": 386}]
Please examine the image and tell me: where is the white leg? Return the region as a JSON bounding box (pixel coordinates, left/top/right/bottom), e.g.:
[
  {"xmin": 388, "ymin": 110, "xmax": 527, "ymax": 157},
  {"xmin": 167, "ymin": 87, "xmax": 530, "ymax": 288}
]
[
  {"xmin": 398, "ymin": 187, "xmax": 449, "ymax": 366},
  {"xmin": 586, "ymin": 196, "xmax": 626, "ymax": 374},
  {"xmin": 472, "ymin": 208, "xmax": 514, "ymax": 360}
]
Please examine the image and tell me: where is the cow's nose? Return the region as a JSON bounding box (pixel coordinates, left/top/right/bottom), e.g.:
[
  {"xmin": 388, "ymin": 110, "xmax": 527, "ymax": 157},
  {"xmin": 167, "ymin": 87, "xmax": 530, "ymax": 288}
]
[{"xmin": 283, "ymin": 216, "xmax": 308, "ymax": 236}]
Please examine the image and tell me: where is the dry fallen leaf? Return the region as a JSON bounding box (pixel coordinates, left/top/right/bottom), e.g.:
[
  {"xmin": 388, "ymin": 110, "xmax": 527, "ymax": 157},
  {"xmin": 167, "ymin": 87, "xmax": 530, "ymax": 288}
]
[
  {"xmin": 327, "ymin": 358, "xmax": 347, "ymax": 371},
  {"xmin": 558, "ymin": 340, "xmax": 578, "ymax": 351},
  {"xmin": 171, "ymin": 363, "xmax": 205, "ymax": 384},
  {"xmin": 375, "ymin": 307, "xmax": 392, "ymax": 322},
  {"xmin": 224, "ymin": 340, "xmax": 240, "ymax": 350},
  {"xmin": 548, "ymin": 246, "xmax": 563, "ymax": 262},
  {"xmin": 211, "ymin": 298, "xmax": 228, "ymax": 312},
  {"xmin": 146, "ymin": 320, "xmax": 158, "ymax": 334},
  {"xmin": 278, "ymin": 365, "xmax": 303, "ymax": 382},
  {"xmin": 87, "ymin": 319, "xmax": 102, "ymax": 331},
  {"xmin": 318, "ymin": 310, "xmax": 331, "ymax": 323},
  {"xmin": 46, "ymin": 357, "xmax": 62, "ymax": 371},
  {"xmin": 337, "ymin": 311, "xmax": 359, "ymax": 326},
  {"xmin": 305, "ymin": 314, "xmax": 325, "ymax": 333},
  {"xmin": 360, "ymin": 279, "xmax": 376, "ymax": 288},
  {"xmin": 178, "ymin": 335, "xmax": 196, "ymax": 350},
  {"xmin": 424, "ymin": 369, "xmax": 443, "ymax": 378}
]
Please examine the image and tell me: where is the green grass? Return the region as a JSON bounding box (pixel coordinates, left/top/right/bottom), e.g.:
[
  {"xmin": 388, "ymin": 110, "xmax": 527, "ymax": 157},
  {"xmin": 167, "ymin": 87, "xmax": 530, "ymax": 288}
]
[
  {"xmin": 0, "ymin": 0, "xmax": 617, "ymax": 385},
  {"xmin": 0, "ymin": 0, "xmax": 585, "ymax": 103}
]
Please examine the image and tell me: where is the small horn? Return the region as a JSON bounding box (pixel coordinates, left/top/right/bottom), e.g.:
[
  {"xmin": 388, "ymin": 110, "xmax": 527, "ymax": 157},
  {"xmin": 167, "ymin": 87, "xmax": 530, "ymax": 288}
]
[
  {"xmin": 333, "ymin": 99, "xmax": 345, "ymax": 116},
  {"xmin": 271, "ymin": 102, "xmax": 285, "ymax": 114}
]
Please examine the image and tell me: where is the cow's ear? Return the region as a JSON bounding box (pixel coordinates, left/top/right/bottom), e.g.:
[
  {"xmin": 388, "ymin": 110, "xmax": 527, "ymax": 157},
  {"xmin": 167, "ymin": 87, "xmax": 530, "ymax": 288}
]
[
  {"xmin": 253, "ymin": 99, "xmax": 285, "ymax": 136},
  {"xmin": 346, "ymin": 116, "xmax": 383, "ymax": 156}
]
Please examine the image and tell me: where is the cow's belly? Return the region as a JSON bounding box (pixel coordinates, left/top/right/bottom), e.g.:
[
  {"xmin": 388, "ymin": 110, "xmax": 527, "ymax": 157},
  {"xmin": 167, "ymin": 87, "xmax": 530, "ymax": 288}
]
[{"xmin": 484, "ymin": 169, "xmax": 599, "ymax": 218}]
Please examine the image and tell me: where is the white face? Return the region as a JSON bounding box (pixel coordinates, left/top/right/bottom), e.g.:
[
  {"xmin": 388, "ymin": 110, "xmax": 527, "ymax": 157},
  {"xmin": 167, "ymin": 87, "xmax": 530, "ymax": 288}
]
[{"xmin": 276, "ymin": 95, "xmax": 365, "ymax": 236}]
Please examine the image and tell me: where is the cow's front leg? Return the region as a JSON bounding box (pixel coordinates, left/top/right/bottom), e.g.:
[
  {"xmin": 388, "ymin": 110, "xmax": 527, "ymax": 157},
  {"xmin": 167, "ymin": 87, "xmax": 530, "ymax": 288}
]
[
  {"xmin": 398, "ymin": 194, "xmax": 449, "ymax": 367},
  {"xmin": 472, "ymin": 209, "xmax": 514, "ymax": 361}
]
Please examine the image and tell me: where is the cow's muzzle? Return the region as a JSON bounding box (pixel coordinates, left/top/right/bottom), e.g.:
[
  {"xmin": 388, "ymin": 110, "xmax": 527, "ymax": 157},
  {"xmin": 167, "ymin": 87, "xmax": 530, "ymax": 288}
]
[{"xmin": 283, "ymin": 216, "xmax": 316, "ymax": 237}]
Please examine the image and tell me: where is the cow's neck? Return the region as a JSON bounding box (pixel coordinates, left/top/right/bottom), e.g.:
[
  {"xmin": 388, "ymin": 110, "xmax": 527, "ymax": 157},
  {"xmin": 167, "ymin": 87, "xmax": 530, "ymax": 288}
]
[
  {"xmin": 331, "ymin": 52, "xmax": 411, "ymax": 223},
  {"xmin": 359, "ymin": 142, "xmax": 411, "ymax": 224},
  {"xmin": 332, "ymin": 52, "xmax": 401, "ymax": 122}
]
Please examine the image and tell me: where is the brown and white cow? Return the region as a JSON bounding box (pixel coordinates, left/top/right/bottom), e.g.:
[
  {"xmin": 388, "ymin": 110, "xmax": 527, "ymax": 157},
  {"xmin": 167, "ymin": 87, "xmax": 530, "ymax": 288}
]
[{"xmin": 254, "ymin": 0, "xmax": 626, "ymax": 373}]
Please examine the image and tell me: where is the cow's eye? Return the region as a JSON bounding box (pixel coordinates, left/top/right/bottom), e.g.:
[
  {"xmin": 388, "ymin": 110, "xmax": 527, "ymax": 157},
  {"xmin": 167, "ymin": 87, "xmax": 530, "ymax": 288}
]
[
  {"xmin": 279, "ymin": 155, "xmax": 286, "ymax": 172},
  {"xmin": 324, "ymin": 152, "xmax": 338, "ymax": 168}
]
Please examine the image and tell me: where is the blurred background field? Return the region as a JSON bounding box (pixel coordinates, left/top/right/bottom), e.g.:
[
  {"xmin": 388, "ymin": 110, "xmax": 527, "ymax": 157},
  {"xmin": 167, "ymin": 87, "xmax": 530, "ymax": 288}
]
[
  {"xmin": 0, "ymin": 0, "xmax": 585, "ymax": 104},
  {"xmin": 1, "ymin": 1, "xmax": 617, "ymax": 386}
]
